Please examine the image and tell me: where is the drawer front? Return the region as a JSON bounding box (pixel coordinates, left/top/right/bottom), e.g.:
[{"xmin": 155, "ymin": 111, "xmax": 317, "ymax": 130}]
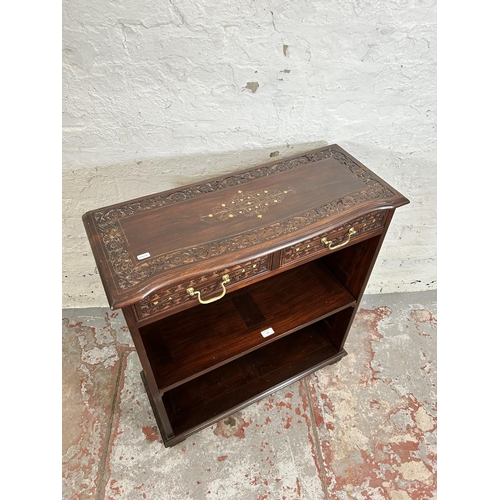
[
  {"xmin": 281, "ymin": 210, "xmax": 387, "ymax": 266},
  {"xmin": 135, "ymin": 255, "xmax": 271, "ymax": 320}
]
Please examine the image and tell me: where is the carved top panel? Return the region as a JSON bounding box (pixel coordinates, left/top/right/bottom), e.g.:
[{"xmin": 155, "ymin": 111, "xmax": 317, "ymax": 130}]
[{"xmin": 82, "ymin": 144, "xmax": 409, "ymax": 309}]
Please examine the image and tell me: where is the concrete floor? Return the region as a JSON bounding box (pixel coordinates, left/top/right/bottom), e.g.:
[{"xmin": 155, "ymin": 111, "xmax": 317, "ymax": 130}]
[{"xmin": 62, "ymin": 290, "xmax": 436, "ymax": 500}]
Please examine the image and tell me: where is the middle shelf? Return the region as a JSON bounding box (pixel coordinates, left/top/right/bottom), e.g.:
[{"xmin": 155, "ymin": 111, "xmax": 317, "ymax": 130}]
[{"xmin": 139, "ymin": 258, "xmax": 356, "ymax": 393}]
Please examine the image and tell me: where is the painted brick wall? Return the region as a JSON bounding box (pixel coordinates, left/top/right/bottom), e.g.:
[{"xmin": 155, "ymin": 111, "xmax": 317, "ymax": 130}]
[{"xmin": 62, "ymin": 0, "xmax": 436, "ymax": 308}]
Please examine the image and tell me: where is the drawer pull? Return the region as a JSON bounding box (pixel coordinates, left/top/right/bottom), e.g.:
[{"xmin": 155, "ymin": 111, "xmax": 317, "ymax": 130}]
[
  {"xmin": 321, "ymin": 227, "xmax": 356, "ymax": 251},
  {"xmin": 187, "ymin": 274, "xmax": 230, "ymax": 304}
]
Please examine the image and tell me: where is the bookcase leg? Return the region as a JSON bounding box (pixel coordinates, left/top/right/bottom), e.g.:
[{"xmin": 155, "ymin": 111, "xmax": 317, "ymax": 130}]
[
  {"xmin": 121, "ymin": 306, "xmax": 176, "ymax": 445},
  {"xmin": 140, "ymin": 371, "xmax": 181, "ymax": 447}
]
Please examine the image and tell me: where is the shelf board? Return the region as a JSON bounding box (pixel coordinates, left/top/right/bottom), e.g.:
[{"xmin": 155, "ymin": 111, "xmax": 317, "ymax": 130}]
[
  {"xmin": 162, "ymin": 323, "xmax": 347, "ymax": 440},
  {"xmin": 140, "ymin": 259, "xmax": 355, "ymax": 392}
]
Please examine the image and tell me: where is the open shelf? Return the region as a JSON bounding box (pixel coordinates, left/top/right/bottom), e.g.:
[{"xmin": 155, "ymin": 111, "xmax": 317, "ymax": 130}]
[
  {"xmin": 161, "ymin": 321, "xmax": 347, "ymax": 438},
  {"xmin": 140, "ymin": 259, "xmax": 356, "ymax": 393}
]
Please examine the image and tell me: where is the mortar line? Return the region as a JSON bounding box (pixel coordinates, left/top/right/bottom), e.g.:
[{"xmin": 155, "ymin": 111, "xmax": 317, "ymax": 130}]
[
  {"xmin": 304, "ymin": 375, "xmax": 331, "ymax": 500},
  {"xmin": 95, "ymin": 348, "xmax": 132, "ymax": 500}
]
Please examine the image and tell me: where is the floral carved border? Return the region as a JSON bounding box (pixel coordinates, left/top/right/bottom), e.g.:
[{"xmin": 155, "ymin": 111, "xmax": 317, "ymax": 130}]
[{"xmin": 93, "ymin": 145, "xmax": 394, "ymax": 290}]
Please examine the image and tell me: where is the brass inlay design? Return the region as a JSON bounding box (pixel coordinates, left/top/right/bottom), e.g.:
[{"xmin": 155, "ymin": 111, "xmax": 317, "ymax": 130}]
[
  {"xmin": 321, "ymin": 227, "xmax": 356, "ymax": 251},
  {"xmin": 201, "ymin": 187, "xmax": 295, "ymax": 221},
  {"xmin": 187, "ymin": 274, "xmax": 230, "ymax": 304},
  {"xmin": 92, "ymin": 145, "xmax": 396, "ymax": 292}
]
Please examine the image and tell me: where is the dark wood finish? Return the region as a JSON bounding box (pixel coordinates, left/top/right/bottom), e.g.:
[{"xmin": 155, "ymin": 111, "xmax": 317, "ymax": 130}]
[
  {"xmin": 82, "ymin": 144, "xmax": 408, "ymax": 310},
  {"xmin": 133, "ymin": 254, "xmax": 272, "ymax": 324},
  {"xmin": 140, "ymin": 260, "xmax": 355, "ymax": 392},
  {"xmin": 121, "ymin": 306, "xmax": 175, "ymax": 440},
  {"xmin": 162, "ymin": 324, "xmax": 347, "ymax": 439},
  {"xmin": 82, "ymin": 144, "xmax": 409, "ymax": 447}
]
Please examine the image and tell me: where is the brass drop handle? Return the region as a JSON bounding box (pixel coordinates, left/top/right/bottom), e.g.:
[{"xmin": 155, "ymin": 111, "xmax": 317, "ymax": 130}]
[
  {"xmin": 321, "ymin": 227, "xmax": 356, "ymax": 251},
  {"xmin": 187, "ymin": 274, "xmax": 230, "ymax": 304}
]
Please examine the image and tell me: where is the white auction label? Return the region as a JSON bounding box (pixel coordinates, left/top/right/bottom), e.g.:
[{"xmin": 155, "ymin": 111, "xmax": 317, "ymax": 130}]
[{"xmin": 261, "ymin": 327, "xmax": 275, "ymax": 338}]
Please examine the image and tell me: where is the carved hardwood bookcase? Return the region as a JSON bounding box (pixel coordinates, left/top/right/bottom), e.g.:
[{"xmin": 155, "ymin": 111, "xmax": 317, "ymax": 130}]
[{"xmin": 82, "ymin": 144, "xmax": 409, "ymax": 447}]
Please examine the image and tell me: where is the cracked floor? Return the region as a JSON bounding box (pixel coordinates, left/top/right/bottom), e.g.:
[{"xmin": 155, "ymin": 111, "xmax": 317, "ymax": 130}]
[{"xmin": 62, "ymin": 290, "xmax": 436, "ymax": 500}]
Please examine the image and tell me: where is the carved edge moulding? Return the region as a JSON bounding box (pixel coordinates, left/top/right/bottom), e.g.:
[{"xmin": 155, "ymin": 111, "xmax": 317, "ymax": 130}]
[{"xmin": 86, "ymin": 145, "xmax": 398, "ymax": 299}]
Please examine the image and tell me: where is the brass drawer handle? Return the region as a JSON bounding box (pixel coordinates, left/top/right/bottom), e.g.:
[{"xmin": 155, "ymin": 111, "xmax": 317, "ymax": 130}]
[
  {"xmin": 187, "ymin": 274, "xmax": 230, "ymax": 304},
  {"xmin": 321, "ymin": 227, "xmax": 356, "ymax": 251}
]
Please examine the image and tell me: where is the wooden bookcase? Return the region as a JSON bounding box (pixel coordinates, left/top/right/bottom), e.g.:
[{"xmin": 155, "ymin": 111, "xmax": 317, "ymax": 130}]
[{"xmin": 82, "ymin": 144, "xmax": 409, "ymax": 447}]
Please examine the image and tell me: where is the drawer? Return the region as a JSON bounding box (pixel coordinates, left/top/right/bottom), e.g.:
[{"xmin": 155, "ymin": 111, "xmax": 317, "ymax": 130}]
[
  {"xmin": 281, "ymin": 210, "xmax": 387, "ymax": 266},
  {"xmin": 135, "ymin": 255, "xmax": 271, "ymax": 321}
]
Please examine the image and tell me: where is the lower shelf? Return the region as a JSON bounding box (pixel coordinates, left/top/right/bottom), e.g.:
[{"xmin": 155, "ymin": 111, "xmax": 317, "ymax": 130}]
[{"xmin": 152, "ymin": 321, "xmax": 347, "ymax": 445}]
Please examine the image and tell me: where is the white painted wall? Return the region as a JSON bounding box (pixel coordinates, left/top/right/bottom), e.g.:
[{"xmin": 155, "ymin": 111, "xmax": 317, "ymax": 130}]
[{"xmin": 63, "ymin": 0, "xmax": 436, "ymax": 308}]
